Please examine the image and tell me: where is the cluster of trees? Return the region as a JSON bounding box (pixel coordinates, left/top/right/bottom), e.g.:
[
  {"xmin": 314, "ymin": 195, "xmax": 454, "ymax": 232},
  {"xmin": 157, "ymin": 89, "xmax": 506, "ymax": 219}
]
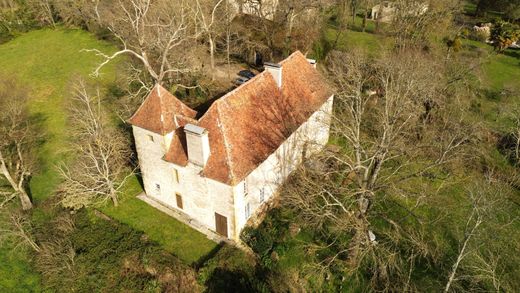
[
  {"xmin": 2, "ymin": 0, "xmax": 520, "ymax": 292},
  {"xmin": 474, "ymin": 0, "xmax": 520, "ymax": 21},
  {"xmin": 240, "ymin": 1, "xmax": 520, "ymax": 291}
]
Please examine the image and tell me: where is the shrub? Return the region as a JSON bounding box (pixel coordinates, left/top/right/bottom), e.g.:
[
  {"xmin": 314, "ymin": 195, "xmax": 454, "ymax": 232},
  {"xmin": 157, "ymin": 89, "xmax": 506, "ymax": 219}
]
[{"xmin": 35, "ymin": 208, "xmax": 199, "ymax": 292}]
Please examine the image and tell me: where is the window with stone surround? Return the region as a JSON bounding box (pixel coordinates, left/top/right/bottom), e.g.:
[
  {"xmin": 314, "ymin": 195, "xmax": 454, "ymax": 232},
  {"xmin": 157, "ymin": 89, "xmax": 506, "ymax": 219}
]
[
  {"xmin": 259, "ymin": 188, "xmax": 265, "ymax": 202},
  {"xmin": 173, "ymin": 169, "xmax": 180, "ymax": 183},
  {"xmin": 245, "ymin": 202, "xmax": 251, "ymax": 220}
]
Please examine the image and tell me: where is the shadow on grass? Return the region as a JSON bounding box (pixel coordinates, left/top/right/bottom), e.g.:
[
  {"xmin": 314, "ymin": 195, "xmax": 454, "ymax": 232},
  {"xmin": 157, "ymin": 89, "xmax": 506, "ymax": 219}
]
[
  {"xmin": 27, "ymin": 112, "xmax": 49, "ymax": 203},
  {"xmin": 503, "ymin": 49, "xmax": 520, "ymax": 60},
  {"xmin": 204, "ymin": 267, "xmax": 266, "ymax": 293},
  {"xmin": 194, "ymin": 241, "xmax": 225, "ymax": 269}
]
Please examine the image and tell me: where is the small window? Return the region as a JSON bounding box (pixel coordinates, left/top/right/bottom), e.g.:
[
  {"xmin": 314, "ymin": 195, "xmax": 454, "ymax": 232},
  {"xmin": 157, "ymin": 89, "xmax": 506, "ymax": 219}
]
[
  {"xmin": 176, "ymin": 193, "xmax": 183, "ymax": 209},
  {"xmin": 148, "ymin": 134, "xmax": 154, "ymax": 142},
  {"xmin": 245, "ymin": 202, "xmax": 251, "ymax": 220},
  {"xmin": 173, "ymin": 169, "xmax": 180, "ymax": 183},
  {"xmin": 259, "ymin": 188, "xmax": 265, "ymax": 203},
  {"xmin": 243, "ymin": 180, "xmax": 248, "ymax": 196},
  {"xmin": 155, "ymin": 183, "xmax": 161, "ymax": 192}
]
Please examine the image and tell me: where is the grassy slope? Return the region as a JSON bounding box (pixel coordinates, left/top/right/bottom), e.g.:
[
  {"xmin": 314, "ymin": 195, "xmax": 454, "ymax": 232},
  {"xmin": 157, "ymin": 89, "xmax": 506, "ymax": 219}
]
[
  {"xmin": 0, "ymin": 28, "xmax": 217, "ymax": 290},
  {"xmin": 0, "ymin": 28, "xmax": 117, "ymax": 292},
  {"xmin": 101, "ymin": 177, "xmax": 218, "ymax": 264},
  {"xmin": 462, "ymin": 39, "xmax": 520, "ymax": 131},
  {"xmin": 306, "ymin": 25, "xmax": 520, "ymax": 289},
  {"xmin": 0, "ymin": 28, "xmax": 117, "ymax": 202}
]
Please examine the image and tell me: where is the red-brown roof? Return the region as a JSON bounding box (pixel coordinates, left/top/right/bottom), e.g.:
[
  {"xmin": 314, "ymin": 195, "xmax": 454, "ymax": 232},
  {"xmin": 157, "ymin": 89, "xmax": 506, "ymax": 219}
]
[
  {"xmin": 128, "ymin": 84, "xmax": 197, "ymax": 135},
  {"xmin": 131, "ymin": 51, "xmax": 332, "ymax": 185}
]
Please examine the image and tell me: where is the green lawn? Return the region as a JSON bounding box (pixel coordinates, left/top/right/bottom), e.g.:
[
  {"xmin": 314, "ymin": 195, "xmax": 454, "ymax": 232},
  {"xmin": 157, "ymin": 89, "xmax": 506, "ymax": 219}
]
[
  {"xmin": 463, "ymin": 40, "xmax": 520, "ymax": 91},
  {"xmin": 0, "ymin": 28, "xmax": 118, "ymax": 202},
  {"xmin": 0, "ymin": 247, "xmax": 41, "ymax": 293},
  {"xmin": 0, "ymin": 27, "xmax": 219, "ymax": 290},
  {"xmin": 323, "ymin": 25, "xmax": 390, "ymax": 56},
  {"xmin": 0, "ymin": 27, "xmax": 118, "ymax": 293},
  {"xmin": 101, "ymin": 176, "xmax": 219, "ymax": 264},
  {"xmin": 461, "ymin": 39, "xmax": 520, "ymax": 131}
]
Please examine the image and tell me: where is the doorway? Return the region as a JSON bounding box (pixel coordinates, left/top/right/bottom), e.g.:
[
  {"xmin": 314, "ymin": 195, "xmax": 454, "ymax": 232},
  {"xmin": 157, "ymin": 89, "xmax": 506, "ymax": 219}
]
[{"xmin": 214, "ymin": 213, "xmax": 228, "ymax": 238}]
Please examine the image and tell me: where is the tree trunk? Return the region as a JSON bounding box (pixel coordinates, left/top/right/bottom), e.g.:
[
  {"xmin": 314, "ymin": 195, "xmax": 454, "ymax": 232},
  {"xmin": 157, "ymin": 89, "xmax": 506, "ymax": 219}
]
[
  {"xmin": 375, "ymin": 1, "xmax": 383, "ymax": 34},
  {"xmin": 18, "ymin": 189, "xmax": 33, "ymax": 210},
  {"xmin": 362, "ymin": 7, "xmax": 368, "ymax": 32},
  {"xmin": 209, "ymin": 36, "xmax": 215, "ymax": 80},
  {"xmin": 109, "ymin": 184, "xmax": 119, "ymax": 207},
  {"xmin": 0, "ymin": 152, "xmax": 32, "ymax": 210}
]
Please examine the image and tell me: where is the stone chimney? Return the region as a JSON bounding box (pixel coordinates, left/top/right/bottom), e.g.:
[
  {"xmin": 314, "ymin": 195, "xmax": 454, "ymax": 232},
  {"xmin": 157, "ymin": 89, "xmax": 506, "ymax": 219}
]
[
  {"xmin": 184, "ymin": 124, "xmax": 210, "ymax": 167},
  {"xmin": 264, "ymin": 62, "xmax": 282, "ymax": 88}
]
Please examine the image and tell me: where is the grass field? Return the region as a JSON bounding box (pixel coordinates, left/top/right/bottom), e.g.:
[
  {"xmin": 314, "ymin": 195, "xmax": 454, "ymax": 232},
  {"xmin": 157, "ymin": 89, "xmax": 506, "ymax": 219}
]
[
  {"xmin": 101, "ymin": 176, "xmax": 218, "ymax": 264},
  {"xmin": 0, "ymin": 27, "xmax": 118, "ymax": 292},
  {"xmin": 0, "ymin": 28, "xmax": 118, "ymax": 202},
  {"xmin": 461, "ymin": 39, "xmax": 520, "ymax": 131},
  {"xmin": 0, "ymin": 28, "xmax": 220, "ymax": 290}
]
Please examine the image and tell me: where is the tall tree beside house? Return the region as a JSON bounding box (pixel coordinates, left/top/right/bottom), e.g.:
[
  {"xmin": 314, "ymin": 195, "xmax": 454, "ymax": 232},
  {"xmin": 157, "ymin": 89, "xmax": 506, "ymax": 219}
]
[
  {"xmin": 476, "ymin": 0, "xmax": 520, "ymax": 21},
  {"xmin": 283, "ymin": 50, "xmax": 474, "ymax": 290},
  {"xmin": 389, "ymin": 0, "xmax": 460, "ymax": 50},
  {"xmin": 190, "ymin": 0, "xmax": 227, "ymax": 80},
  {"xmin": 0, "ymin": 77, "xmax": 38, "ymax": 210},
  {"xmin": 58, "ymin": 81, "xmax": 133, "ymax": 210},
  {"xmin": 84, "ymin": 0, "xmax": 197, "ymax": 88}
]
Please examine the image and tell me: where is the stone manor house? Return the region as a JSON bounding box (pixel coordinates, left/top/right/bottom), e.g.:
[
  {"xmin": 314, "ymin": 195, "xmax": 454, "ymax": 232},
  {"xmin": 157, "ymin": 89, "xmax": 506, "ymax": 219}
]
[{"xmin": 129, "ymin": 51, "xmax": 333, "ymax": 242}]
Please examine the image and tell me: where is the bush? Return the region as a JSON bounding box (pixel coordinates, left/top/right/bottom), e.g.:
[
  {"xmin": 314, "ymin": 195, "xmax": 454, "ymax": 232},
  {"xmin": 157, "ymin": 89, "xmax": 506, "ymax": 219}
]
[{"xmin": 35, "ymin": 208, "xmax": 199, "ymax": 292}]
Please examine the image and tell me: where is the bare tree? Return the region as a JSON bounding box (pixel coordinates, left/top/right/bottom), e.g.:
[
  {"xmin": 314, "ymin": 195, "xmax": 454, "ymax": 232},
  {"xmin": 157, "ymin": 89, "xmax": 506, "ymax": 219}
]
[
  {"xmin": 28, "ymin": 0, "xmax": 56, "ymax": 27},
  {"xmin": 443, "ymin": 180, "xmax": 518, "ymax": 292},
  {"xmin": 58, "ymin": 81, "xmax": 133, "ymax": 209},
  {"xmin": 190, "ymin": 0, "xmax": 226, "ymax": 78},
  {"xmin": 0, "ymin": 77, "xmax": 37, "ymax": 210},
  {"xmin": 389, "ymin": 0, "xmax": 460, "ymax": 50},
  {"xmin": 282, "ymin": 50, "xmax": 473, "ymax": 290},
  {"xmin": 0, "ymin": 209, "xmax": 40, "ymax": 252},
  {"xmin": 444, "ymin": 189, "xmax": 486, "ymax": 293},
  {"xmin": 35, "ymin": 213, "xmax": 76, "ymax": 286},
  {"xmin": 84, "ymin": 0, "xmax": 196, "ymax": 86}
]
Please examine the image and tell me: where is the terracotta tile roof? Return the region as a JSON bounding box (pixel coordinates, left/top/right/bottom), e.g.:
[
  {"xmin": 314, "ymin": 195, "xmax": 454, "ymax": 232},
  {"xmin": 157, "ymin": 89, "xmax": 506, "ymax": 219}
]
[
  {"xmin": 128, "ymin": 84, "xmax": 197, "ymax": 135},
  {"xmin": 134, "ymin": 51, "xmax": 332, "ymax": 185}
]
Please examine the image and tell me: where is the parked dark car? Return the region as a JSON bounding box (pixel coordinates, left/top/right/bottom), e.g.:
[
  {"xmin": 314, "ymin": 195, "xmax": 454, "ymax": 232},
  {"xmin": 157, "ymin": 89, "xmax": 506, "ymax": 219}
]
[
  {"xmin": 234, "ymin": 76, "xmax": 250, "ymax": 85},
  {"xmin": 238, "ymin": 70, "xmax": 256, "ymax": 79}
]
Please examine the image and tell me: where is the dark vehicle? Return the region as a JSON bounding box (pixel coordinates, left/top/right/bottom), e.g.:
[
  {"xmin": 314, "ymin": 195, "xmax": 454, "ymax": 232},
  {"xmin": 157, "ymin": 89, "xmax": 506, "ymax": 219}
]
[
  {"xmin": 234, "ymin": 76, "xmax": 250, "ymax": 85},
  {"xmin": 238, "ymin": 70, "xmax": 256, "ymax": 79}
]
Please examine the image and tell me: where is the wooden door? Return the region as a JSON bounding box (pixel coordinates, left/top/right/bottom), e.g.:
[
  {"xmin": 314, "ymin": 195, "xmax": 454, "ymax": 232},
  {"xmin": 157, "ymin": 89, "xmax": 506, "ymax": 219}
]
[
  {"xmin": 215, "ymin": 213, "xmax": 228, "ymax": 238},
  {"xmin": 175, "ymin": 193, "xmax": 183, "ymax": 209}
]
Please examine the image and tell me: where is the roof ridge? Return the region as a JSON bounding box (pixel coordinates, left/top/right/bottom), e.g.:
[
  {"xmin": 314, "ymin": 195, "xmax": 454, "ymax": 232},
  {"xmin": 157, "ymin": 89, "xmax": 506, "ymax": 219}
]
[
  {"xmin": 157, "ymin": 85, "xmax": 167, "ymax": 134},
  {"xmin": 197, "ymin": 71, "xmax": 271, "ymax": 123},
  {"xmin": 127, "ymin": 84, "xmax": 158, "ymax": 123},
  {"xmin": 279, "ymin": 50, "xmax": 304, "ymax": 65}
]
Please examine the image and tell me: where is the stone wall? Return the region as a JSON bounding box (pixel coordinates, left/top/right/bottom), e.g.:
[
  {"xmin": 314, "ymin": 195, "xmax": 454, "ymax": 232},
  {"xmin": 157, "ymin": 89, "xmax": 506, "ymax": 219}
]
[
  {"xmin": 133, "ymin": 126, "xmax": 236, "ymax": 239},
  {"xmin": 133, "ymin": 94, "xmax": 333, "ymax": 242},
  {"xmin": 232, "ymin": 95, "xmax": 334, "ymax": 237}
]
